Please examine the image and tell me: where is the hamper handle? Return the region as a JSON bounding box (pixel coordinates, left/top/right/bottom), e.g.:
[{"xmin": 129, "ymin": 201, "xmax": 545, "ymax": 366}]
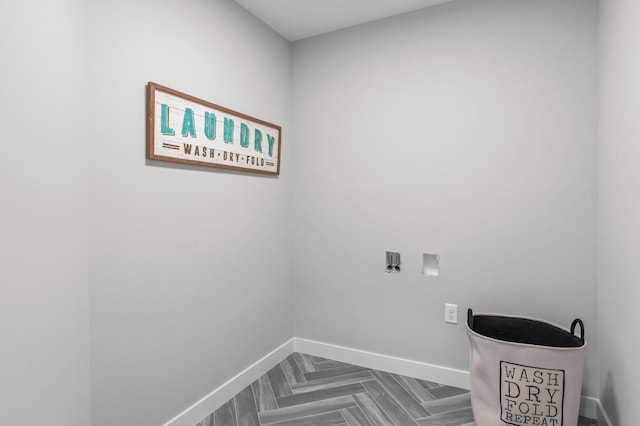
[
  {"xmin": 467, "ymin": 308, "xmax": 474, "ymax": 329},
  {"xmin": 570, "ymin": 318, "xmax": 585, "ymax": 342}
]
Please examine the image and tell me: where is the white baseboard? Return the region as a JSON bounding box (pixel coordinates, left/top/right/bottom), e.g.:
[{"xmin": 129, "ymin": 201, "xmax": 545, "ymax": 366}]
[
  {"xmin": 163, "ymin": 336, "xmax": 610, "ymax": 426},
  {"xmin": 293, "ymin": 337, "xmax": 471, "ymax": 390},
  {"xmin": 579, "ymin": 396, "xmax": 600, "ymax": 421},
  {"xmin": 596, "ymin": 402, "xmax": 613, "ymax": 426},
  {"xmin": 162, "ymin": 338, "xmax": 295, "ymax": 426}
]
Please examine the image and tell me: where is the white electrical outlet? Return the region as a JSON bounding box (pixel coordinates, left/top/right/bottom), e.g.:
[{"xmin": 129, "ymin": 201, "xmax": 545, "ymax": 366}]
[{"xmin": 445, "ymin": 303, "xmax": 458, "ymax": 324}]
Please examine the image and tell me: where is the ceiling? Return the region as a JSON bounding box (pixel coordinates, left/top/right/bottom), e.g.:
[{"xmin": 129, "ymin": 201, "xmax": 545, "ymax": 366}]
[{"xmin": 234, "ymin": 0, "xmax": 454, "ymax": 42}]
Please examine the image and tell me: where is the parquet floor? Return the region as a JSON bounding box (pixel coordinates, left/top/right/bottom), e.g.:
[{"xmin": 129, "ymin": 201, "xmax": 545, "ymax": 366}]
[{"xmin": 195, "ymin": 352, "xmax": 600, "ymax": 426}]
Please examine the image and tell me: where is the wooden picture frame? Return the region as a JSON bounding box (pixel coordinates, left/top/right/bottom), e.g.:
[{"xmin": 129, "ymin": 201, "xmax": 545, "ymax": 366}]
[{"xmin": 146, "ymin": 82, "xmax": 281, "ymax": 175}]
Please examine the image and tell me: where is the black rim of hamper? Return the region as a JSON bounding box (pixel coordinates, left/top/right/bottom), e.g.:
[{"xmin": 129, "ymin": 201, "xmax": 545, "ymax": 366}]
[{"xmin": 468, "ymin": 311, "xmax": 585, "ymax": 348}]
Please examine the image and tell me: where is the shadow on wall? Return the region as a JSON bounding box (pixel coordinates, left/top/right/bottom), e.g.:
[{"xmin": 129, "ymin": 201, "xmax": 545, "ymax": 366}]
[{"xmin": 600, "ymin": 371, "xmax": 618, "ymax": 425}]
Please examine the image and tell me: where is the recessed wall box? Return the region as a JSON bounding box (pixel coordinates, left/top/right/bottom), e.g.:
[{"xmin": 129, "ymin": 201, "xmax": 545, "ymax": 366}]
[
  {"xmin": 386, "ymin": 251, "xmax": 401, "ymax": 273},
  {"xmin": 423, "ymin": 253, "xmax": 440, "ymax": 277}
]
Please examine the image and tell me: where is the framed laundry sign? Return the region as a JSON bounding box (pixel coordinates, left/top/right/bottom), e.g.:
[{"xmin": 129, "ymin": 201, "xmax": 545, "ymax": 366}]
[{"xmin": 146, "ymin": 82, "xmax": 281, "ymax": 175}]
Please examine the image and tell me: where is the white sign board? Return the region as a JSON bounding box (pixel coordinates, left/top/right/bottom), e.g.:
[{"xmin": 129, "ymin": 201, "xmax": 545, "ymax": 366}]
[{"xmin": 147, "ymin": 82, "xmax": 281, "ymax": 175}]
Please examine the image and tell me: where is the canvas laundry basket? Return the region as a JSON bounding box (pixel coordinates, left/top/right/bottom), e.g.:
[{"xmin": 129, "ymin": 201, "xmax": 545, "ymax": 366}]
[{"xmin": 466, "ymin": 309, "xmax": 586, "ymax": 426}]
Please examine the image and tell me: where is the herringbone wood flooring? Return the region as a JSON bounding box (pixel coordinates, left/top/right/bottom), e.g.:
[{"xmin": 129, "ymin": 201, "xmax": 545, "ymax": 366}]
[{"xmin": 195, "ymin": 353, "xmax": 600, "ymax": 426}]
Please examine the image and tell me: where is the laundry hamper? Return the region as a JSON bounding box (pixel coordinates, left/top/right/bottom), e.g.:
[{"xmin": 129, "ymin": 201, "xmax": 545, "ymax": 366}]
[{"xmin": 466, "ymin": 309, "xmax": 586, "ymax": 426}]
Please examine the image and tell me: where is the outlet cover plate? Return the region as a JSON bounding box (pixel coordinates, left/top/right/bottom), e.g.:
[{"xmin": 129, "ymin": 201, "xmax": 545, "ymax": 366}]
[{"xmin": 445, "ymin": 303, "xmax": 458, "ymax": 324}]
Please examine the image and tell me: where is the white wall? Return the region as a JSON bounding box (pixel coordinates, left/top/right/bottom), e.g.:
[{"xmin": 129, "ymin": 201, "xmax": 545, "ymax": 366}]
[
  {"xmin": 86, "ymin": 0, "xmax": 292, "ymax": 424},
  {"xmin": 1, "ymin": 1, "xmax": 620, "ymax": 424},
  {"xmin": 0, "ymin": 0, "xmax": 90, "ymax": 425},
  {"xmin": 598, "ymin": 0, "xmax": 640, "ymax": 424},
  {"xmin": 292, "ymin": 0, "xmax": 599, "ymax": 396}
]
